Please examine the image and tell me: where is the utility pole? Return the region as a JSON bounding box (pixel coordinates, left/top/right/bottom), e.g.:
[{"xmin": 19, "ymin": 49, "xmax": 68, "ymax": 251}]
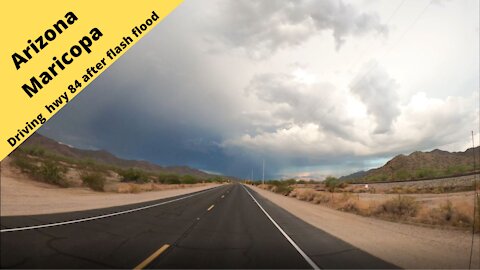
[
  {"xmin": 262, "ymin": 159, "xmax": 265, "ymax": 185},
  {"xmin": 251, "ymin": 168, "xmax": 253, "ymax": 182}
]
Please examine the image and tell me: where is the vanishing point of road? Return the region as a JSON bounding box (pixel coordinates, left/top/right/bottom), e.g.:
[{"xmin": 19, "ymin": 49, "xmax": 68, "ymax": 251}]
[{"xmin": 1, "ymin": 184, "xmax": 397, "ymax": 269}]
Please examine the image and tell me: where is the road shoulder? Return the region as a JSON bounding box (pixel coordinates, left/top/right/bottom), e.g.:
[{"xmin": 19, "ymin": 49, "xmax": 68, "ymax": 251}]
[
  {"xmin": 1, "ymin": 170, "xmax": 221, "ymax": 216},
  {"xmin": 248, "ymin": 185, "xmax": 480, "ymax": 269}
]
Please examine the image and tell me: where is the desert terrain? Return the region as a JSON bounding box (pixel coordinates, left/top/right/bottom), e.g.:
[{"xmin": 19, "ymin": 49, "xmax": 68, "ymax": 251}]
[{"xmin": 0, "ymin": 157, "xmax": 221, "ymax": 216}]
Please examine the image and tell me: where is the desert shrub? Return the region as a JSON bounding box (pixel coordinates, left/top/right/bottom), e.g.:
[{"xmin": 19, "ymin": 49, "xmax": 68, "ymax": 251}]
[
  {"xmin": 415, "ymin": 168, "xmax": 437, "ymax": 179},
  {"xmin": 274, "ymin": 185, "xmax": 293, "ymax": 195},
  {"xmin": 444, "ymin": 164, "xmax": 474, "ymax": 175},
  {"xmin": 324, "ymin": 176, "xmax": 337, "ymax": 186},
  {"xmin": 12, "ymin": 155, "xmax": 37, "ymax": 174},
  {"xmin": 181, "ymin": 175, "xmax": 198, "ymax": 184},
  {"xmin": 128, "ymin": 184, "xmax": 142, "ymax": 193},
  {"xmin": 312, "ymin": 193, "xmax": 331, "ymax": 204},
  {"xmin": 338, "ymin": 200, "xmax": 360, "ymax": 213},
  {"xmin": 207, "ymin": 176, "xmax": 225, "ymax": 183},
  {"xmin": 423, "ymin": 200, "xmax": 472, "ymax": 227},
  {"xmin": 340, "ymin": 191, "xmax": 353, "ymax": 201},
  {"xmin": 284, "ymin": 179, "xmax": 297, "ymax": 185},
  {"xmin": 158, "ymin": 173, "xmax": 181, "ymax": 184},
  {"xmin": 395, "ymin": 170, "xmax": 412, "ymax": 181},
  {"xmin": 266, "ymin": 180, "xmax": 294, "ymax": 195},
  {"xmin": 78, "ymin": 158, "xmax": 106, "ymax": 170},
  {"xmin": 442, "ymin": 201, "xmax": 472, "ymax": 226},
  {"xmin": 296, "ymin": 189, "xmax": 316, "ymax": 201},
  {"xmin": 324, "ymin": 176, "xmax": 347, "ymax": 192},
  {"xmin": 375, "ymin": 196, "xmax": 419, "ymax": 218},
  {"xmin": 38, "ymin": 161, "xmax": 69, "ymax": 187},
  {"xmin": 81, "ymin": 172, "xmax": 106, "ymax": 192},
  {"xmin": 19, "ymin": 145, "xmax": 46, "ymax": 157},
  {"xmin": 12, "ymin": 156, "xmax": 68, "ymax": 187},
  {"xmin": 120, "ymin": 168, "xmax": 148, "ymax": 183}
]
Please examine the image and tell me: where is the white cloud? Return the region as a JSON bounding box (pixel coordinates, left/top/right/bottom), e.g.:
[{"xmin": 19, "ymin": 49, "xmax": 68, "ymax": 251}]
[
  {"xmin": 350, "ymin": 61, "xmax": 400, "ymax": 134},
  {"xmin": 211, "ymin": 0, "xmax": 387, "ymax": 58},
  {"xmin": 223, "ymin": 67, "xmax": 477, "ymax": 173}
]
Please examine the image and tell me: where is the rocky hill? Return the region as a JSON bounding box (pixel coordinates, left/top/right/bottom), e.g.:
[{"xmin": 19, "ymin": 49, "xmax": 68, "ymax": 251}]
[
  {"xmin": 342, "ymin": 147, "xmax": 480, "ymax": 182},
  {"xmin": 14, "ymin": 133, "xmax": 217, "ymax": 179}
]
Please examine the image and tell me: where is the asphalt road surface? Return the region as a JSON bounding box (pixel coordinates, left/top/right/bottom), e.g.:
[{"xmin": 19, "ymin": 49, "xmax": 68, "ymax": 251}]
[{"xmin": 0, "ymin": 184, "xmax": 397, "ymax": 269}]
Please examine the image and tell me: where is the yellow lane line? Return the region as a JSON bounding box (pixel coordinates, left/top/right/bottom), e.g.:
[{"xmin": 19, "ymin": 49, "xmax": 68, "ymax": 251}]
[
  {"xmin": 134, "ymin": 244, "xmax": 170, "ymax": 270},
  {"xmin": 207, "ymin": 204, "xmax": 215, "ymax": 211}
]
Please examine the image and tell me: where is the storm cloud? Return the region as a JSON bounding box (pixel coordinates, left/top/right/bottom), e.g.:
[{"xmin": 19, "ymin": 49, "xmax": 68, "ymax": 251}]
[{"xmin": 40, "ymin": 0, "xmax": 479, "ymax": 179}]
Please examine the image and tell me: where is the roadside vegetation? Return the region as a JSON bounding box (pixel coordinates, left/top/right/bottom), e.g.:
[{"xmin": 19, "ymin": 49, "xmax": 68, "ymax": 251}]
[
  {"xmin": 9, "ymin": 144, "xmax": 228, "ymax": 193},
  {"xmin": 251, "ymin": 177, "xmax": 479, "ymax": 232},
  {"xmin": 12, "ymin": 152, "xmax": 70, "ymax": 187},
  {"xmin": 80, "ymin": 172, "xmax": 106, "ymax": 192}
]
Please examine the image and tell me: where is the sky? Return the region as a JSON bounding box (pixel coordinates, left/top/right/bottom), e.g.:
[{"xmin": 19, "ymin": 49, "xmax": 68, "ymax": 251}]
[{"xmin": 40, "ymin": 0, "xmax": 479, "ymax": 180}]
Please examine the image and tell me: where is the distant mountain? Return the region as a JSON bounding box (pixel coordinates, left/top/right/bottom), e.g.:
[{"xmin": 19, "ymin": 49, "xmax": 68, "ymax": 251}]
[
  {"xmin": 15, "ymin": 133, "xmax": 218, "ymax": 179},
  {"xmin": 341, "ymin": 147, "xmax": 480, "ymax": 183}
]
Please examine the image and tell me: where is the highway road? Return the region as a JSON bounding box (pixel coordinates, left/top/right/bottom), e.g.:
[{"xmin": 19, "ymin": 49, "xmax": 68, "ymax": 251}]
[{"xmin": 0, "ymin": 184, "xmax": 397, "ymax": 269}]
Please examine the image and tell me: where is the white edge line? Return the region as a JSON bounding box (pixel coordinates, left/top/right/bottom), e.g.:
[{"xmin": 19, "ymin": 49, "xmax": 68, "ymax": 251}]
[
  {"xmin": 241, "ymin": 184, "xmax": 321, "ymax": 270},
  {"xmin": 1, "ymin": 186, "xmax": 220, "ymax": 233}
]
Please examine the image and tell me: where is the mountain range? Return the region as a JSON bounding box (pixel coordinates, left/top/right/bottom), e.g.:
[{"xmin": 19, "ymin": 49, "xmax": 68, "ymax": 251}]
[
  {"xmin": 15, "ymin": 133, "xmax": 218, "ymax": 179},
  {"xmin": 340, "ymin": 147, "xmax": 479, "ymax": 182}
]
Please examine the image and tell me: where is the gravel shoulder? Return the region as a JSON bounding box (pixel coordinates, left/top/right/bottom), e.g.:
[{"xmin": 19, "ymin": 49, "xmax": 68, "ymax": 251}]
[
  {"xmin": 249, "ymin": 185, "xmax": 480, "ymax": 269},
  {"xmin": 0, "ymin": 165, "xmax": 220, "ymax": 216}
]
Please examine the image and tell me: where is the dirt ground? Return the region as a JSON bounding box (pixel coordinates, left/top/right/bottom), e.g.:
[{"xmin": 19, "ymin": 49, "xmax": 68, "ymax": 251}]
[
  {"xmin": 0, "ymin": 159, "xmax": 220, "ymax": 216},
  {"xmin": 250, "ymin": 185, "xmax": 480, "ymax": 269}
]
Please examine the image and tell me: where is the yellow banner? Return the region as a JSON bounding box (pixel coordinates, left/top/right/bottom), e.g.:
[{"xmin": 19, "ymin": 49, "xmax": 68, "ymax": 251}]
[{"xmin": 0, "ymin": 0, "xmax": 183, "ymax": 161}]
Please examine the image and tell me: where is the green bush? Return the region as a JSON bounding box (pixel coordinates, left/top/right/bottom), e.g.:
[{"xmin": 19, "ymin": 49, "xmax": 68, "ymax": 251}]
[
  {"xmin": 120, "ymin": 168, "xmax": 148, "ymax": 183},
  {"xmin": 78, "ymin": 158, "xmax": 104, "ymax": 170},
  {"xmin": 266, "ymin": 180, "xmax": 294, "ymax": 195},
  {"xmin": 207, "ymin": 176, "xmax": 224, "ymax": 183},
  {"xmin": 180, "ymin": 175, "xmax": 198, "ymax": 184},
  {"xmin": 444, "ymin": 164, "xmax": 474, "ymax": 176},
  {"xmin": 158, "ymin": 173, "xmax": 181, "ymax": 184},
  {"xmin": 12, "ymin": 155, "xmax": 37, "ymax": 174},
  {"xmin": 395, "ymin": 170, "xmax": 412, "ymax": 181},
  {"xmin": 19, "ymin": 145, "xmax": 46, "ymax": 156},
  {"xmin": 38, "ymin": 161, "xmax": 68, "ymax": 187},
  {"xmin": 81, "ymin": 172, "xmax": 106, "ymax": 192},
  {"xmin": 415, "ymin": 168, "xmax": 437, "ymax": 179},
  {"xmin": 284, "ymin": 179, "xmax": 297, "ymax": 185},
  {"xmin": 273, "ymin": 184, "xmax": 293, "ymax": 195},
  {"xmin": 324, "ymin": 176, "xmax": 346, "ymax": 191},
  {"xmin": 214, "ymin": 177, "xmax": 223, "ymax": 183}
]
